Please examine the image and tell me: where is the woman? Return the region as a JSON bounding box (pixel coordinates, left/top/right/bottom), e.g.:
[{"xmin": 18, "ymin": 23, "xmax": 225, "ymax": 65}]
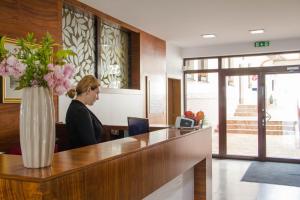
[{"xmin": 66, "ymin": 75, "xmax": 103, "ymax": 149}]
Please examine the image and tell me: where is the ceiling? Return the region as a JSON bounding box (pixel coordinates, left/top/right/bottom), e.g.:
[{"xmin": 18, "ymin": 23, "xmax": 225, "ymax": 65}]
[{"xmin": 80, "ymin": 0, "xmax": 300, "ymax": 48}]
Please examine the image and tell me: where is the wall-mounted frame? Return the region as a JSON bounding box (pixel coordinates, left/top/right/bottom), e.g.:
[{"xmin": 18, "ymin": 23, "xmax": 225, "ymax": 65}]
[{"xmin": 1, "ymin": 38, "xmax": 22, "ymax": 103}]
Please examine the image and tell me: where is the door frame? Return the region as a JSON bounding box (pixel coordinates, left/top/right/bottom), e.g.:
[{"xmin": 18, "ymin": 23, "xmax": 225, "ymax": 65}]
[
  {"xmin": 219, "ymin": 69, "xmax": 263, "ymax": 160},
  {"xmin": 218, "ymin": 66, "xmax": 300, "ymax": 163},
  {"xmin": 167, "ymin": 78, "xmax": 181, "ymax": 125}
]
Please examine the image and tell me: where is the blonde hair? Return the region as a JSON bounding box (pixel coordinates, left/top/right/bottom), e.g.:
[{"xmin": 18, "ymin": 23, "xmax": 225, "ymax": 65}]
[{"xmin": 67, "ymin": 75, "xmax": 100, "ymax": 99}]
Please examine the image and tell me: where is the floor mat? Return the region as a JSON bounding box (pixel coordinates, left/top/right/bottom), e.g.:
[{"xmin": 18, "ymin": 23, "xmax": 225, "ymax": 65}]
[{"xmin": 241, "ymin": 161, "xmax": 300, "ymax": 187}]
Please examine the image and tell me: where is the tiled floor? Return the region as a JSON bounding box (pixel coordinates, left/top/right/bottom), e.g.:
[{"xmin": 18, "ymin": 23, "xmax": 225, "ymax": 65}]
[{"xmin": 213, "ymin": 159, "xmax": 300, "ymax": 200}]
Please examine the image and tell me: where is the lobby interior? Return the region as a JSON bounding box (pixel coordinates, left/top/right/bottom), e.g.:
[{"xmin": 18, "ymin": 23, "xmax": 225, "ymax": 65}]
[{"xmin": 1, "ymin": 0, "xmax": 300, "ymax": 200}]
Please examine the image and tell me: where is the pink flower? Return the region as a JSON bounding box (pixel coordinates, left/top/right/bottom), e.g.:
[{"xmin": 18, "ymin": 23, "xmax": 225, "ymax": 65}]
[
  {"xmin": 43, "ymin": 63, "xmax": 75, "ymax": 95},
  {"xmin": 63, "ymin": 64, "xmax": 75, "ymax": 79},
  {"xmin": 30, "ymin": 80, "xmax": 38, "ymax": 87},
  {"xmin": 53, "ymin": 67, "xmax": 64, "ymax": 80},
  {"xmin": 11, "ymin": 62, "xmax": 26, "ymax": 79},
  {"xmin": 63, "ymin": 79, "xmax": 71, "ymax": 90},
  {"xmin": 54, "ymin": 85, "xmax": 66, "ymax": 96},
  {"xmin": 47, "ymin": 64, "xmax": 55, "ymax": 71},
  {"xmin": 6, "ymin": 56, "xmax": 18, "ymax": 66},
  {"xmin": 0, "ymin": 60, "xmax": 9, "ymax": 76},
  {"xmin": 0, "ymin": 56, "xmax": 26, "ymax": 78},
  {"xmin": 44, "ymin": 72, "xmax": 55, "ymax": 88}
]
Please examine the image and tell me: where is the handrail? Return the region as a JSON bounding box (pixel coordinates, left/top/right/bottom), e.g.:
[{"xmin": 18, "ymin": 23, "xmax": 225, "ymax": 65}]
[{"xmin": 266, "ymin": 111, "xmax": 271, "ymax": 121}]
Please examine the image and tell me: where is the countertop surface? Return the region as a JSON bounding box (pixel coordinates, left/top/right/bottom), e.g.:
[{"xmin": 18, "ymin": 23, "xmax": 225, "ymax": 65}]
[{"xmin": 0, "ymin": 127, "xmax": 208, "ymax": 182}]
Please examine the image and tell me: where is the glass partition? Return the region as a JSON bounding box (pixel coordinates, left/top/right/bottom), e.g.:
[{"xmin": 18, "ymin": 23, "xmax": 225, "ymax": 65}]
[
  {"xmin": 265, "ymin": 73, "xmax": 300, "ymax": 159},
  {"xmin": 184, "ymin": 58, "xmax": 218, "ymax": 70},
  {"xmin": 222, "ymin": 53, "xmax": 300, "ymax": 69},
  {"xmin": 185, "ymin": 73, "xmax": 219, "ymax": 154},
  {"xmin": 226, "ymin": 75, "xmax": 258, "ymax": 156}
]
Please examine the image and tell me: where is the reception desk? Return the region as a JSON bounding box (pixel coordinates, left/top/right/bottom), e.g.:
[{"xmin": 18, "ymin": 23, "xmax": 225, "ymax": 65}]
[{"xmin": 0, "ymin": 127, "xmax": 212, "ymax": 200}]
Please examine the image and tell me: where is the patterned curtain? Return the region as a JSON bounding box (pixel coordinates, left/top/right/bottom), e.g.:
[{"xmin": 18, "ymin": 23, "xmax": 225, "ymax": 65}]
[
  {"xmin": 98, "ymin": 21, "xmax": 129, "ymax": 89},
  {"xmin": 62, "ymin": 6, "xmax": 96, "ymax": 83}
]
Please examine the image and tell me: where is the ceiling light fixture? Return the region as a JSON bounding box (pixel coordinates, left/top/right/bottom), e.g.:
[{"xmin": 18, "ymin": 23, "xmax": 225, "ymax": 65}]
[
  {"xmin": 249, "ymin": 29, "xmax": 264, "ymax": 34},
  {"xmin": 201, "ymin": 34, "xmax": 216, "ymax": 39}
]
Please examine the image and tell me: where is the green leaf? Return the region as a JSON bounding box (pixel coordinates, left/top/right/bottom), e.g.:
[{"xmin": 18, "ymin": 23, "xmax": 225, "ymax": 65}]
[
  {"xmin": 0, "ymin": 36, "xmax": 8, "ymax": 60},
  {"xmin": 55, "ymin": 49, "xmax": 76, "ymax": 65}
]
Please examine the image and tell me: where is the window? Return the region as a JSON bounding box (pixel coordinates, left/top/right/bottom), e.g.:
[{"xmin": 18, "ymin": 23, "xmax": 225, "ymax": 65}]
[{"xmin": 222, "ymin": 53, "xmax": 300, "ymax": 69}]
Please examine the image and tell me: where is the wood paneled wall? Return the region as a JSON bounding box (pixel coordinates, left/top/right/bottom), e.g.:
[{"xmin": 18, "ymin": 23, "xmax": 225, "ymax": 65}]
[
  {"xmin": 0, "ymin": 0, "xmax": 62, "ymax": 152},
  {"xmin": 0, "ymin": 0, "xmax": 167, "ymax": 152},
  {"xmin": 141, "ymin": 33, "xmax": 167, "ymax": 124}
]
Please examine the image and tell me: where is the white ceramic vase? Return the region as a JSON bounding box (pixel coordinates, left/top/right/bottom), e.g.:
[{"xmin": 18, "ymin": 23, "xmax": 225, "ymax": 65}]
[{"xmin": 20, "ymin": 87, "xmax": 55, "ymax": 168}]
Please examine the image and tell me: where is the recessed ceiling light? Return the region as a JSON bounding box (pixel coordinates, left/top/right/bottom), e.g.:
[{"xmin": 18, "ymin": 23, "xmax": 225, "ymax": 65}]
[
  {"xmin": 201, "ymin": 34, "xmax": 216, "ymax": 39},
  {"xmin": 249, "ymin": 29, "xmax": 264, "ymax": 34}
]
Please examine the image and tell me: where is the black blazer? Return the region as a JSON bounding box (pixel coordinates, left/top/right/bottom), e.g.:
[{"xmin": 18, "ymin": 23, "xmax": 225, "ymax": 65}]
[{"xmin": 66, "ymin": 100, "xmax": 103, "ymax": 149}]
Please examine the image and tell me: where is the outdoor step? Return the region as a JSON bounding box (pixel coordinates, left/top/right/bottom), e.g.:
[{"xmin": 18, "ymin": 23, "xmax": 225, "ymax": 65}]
[
  {"xmin": 227, "ymin": 129, "xmax": 295, "ymax": 135},
  {"xmin": 227, "ymin": 125, "xmax": 257, "ymax": 129},
  {"xmin": 227, "ymin": 124, "xmax": 296, "ymax": 131},
  {"xmin": 237, "ymin": 105, "xmax": 257, "ymax": 109},
  {"xmin": 227, "ymin": 120, "xmax": 297, "ymax": 126},
  {"xmin": 234, "ymin": 108, "xmax": 258, "ymax": 112},
  {"xmin": 234, "ymin": 112, "xmax": 257, "ymax": 117},
  {"xmin": 267, "ymin": 130, "xmax": 295, "ymax": 135},
  {"xmin": 227, "ymin": 120, "xmax": 258, "ymax": 125},
  {"xmin": 266, "ymin": 121, "xmax": 297, "ymax": 126}
]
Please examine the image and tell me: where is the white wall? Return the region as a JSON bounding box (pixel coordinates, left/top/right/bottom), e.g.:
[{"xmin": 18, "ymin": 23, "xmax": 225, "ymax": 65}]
[
  {"xmin": 59, "ymin": 92, "xmax": 144, "ymax": 125},
  {"xmin": 166, "ymin": 43, "xmax": 183, "ymax": 77},
  {"xmin": 166, "ymin": 43, "xmax": 184, "ymax": 116},
  {"xmin": 182, "ymin": 38, "xmax": 300, "ymax": 58}
]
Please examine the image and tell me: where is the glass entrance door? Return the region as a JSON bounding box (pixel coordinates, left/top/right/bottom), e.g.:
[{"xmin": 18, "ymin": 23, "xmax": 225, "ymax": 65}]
[
  {"xmin": 225, "ymin": 75, "xmax": 258, "ymax": 156},
  {"xmin": 185, "ymin": 72, "xmax": 219, "ymax": 154},
  {"xmin": 265, "ymin": 73, "xmax": 300, "ymax": 159}
]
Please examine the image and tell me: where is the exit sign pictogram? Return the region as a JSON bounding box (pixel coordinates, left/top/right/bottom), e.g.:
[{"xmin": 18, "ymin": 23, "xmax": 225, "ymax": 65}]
[{"xmin": 254, "ymin": 41, "xmax": 270, "ymax": 47}]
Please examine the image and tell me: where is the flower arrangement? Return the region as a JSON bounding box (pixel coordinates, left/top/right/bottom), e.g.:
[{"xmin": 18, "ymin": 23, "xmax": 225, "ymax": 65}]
[
  {"xmin": 184, "ymin": 110, "xmax": 205, "ymax": 126},
  {"xmin": 0, "ymin": 33, "xmax": 75, "ymax": 95}
]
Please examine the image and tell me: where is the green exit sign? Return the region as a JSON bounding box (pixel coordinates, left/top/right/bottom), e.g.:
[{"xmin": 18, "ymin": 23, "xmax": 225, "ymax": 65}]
[{"xmin": 254, "ymin": 41, "xmax": 270, "ymax": 47}]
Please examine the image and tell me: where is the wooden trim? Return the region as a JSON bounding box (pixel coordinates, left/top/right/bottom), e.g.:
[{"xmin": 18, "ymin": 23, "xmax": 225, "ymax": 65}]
[
  {"xmin": 145, "ymin": 76, "xmax": 149, "ymax": 118},
  {"xmin": 218, "ymin": 72, "xmax": 226, "ymax": 156},
  {"xmin": 183, "ymin": 73, "xmax": 187, "ymax": 112},
  {"xmin": 213, "ymin": 154, "xmax": 300, "ymax": 164},
  {"xmin": 257, "ymin": 73, "xmax": 266, "ymax": 159},
  {"xmin": 265, "ymin": 157, "xmax": 300, "ymax": 164},
  {"xmin": 184, "ymin": 65, "xmax": 300, "ymax": 75},
  {"xmin": 213, "ymin": 154, "xmax": 259, "ymax": 161},
  {"xmin": 184, "ymin": 69, "xmax": 219, "ymax": 74},
  {"xmin": 129, "ymin": 31, "xmax": 141, "ymax": 89},
  {"xmin": 167, "ymin": 78, "xmax": 181, "ymax": 125},
  {"xmin": 194, "ymin": 159, "xmax": 207, "ymax": 200}
]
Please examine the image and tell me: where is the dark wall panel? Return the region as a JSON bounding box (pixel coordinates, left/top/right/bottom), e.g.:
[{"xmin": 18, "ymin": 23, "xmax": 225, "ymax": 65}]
[
  {"xmin": 0, "ymin": 0, "xmax": 62, "ymax": 152},
  {"xmin": 141, "ymin": 32, "xmax": 167, "ymax": 124}
]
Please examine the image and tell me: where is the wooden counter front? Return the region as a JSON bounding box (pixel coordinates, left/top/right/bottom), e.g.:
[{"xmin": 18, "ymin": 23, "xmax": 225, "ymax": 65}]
[{"xmin": 0, "ymin": 128, "xmax": 212, "ymax": 200}]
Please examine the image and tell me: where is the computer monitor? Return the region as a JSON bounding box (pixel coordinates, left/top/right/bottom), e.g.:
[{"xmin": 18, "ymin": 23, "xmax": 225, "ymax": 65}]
[
  {"xmin": 127, "ymin": 117, "xmax": 150, "ymax": 136},
  {"xmin": 175, "ymin": 116, "xmax": 194, "ymax": 128}
]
